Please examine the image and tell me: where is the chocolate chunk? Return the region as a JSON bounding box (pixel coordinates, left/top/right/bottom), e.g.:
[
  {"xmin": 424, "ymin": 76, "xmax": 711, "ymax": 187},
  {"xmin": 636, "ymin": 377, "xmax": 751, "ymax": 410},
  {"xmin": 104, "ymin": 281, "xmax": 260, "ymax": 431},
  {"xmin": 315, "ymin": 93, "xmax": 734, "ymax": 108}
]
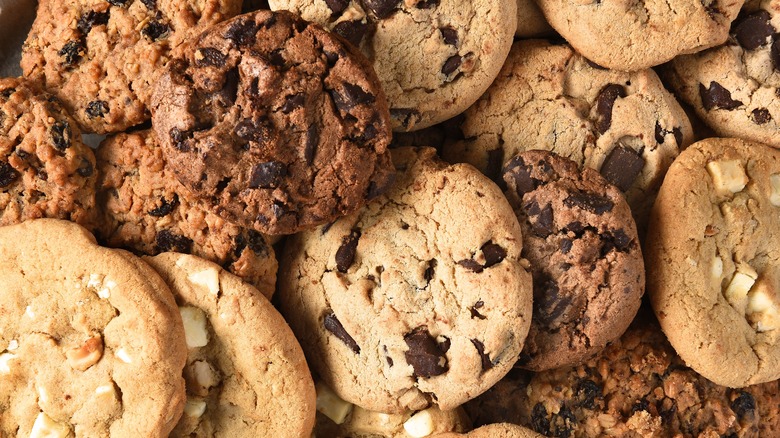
[
  {"xmin": 560, "ymin": 239, "xmax": 572, "ymax": 253},
  {"xmin": 441, "ymin": 55, "xmax": 462, "ymax": 76},
  {"xmin": 416, "ymin": 0, "xmax": 439, "ymax": 8},
  {"xmin": 608, "ymin": 228, "xmax": 632, "ymax": 252},
  {"xmin": 325, "ymin": 0, "xmax": 349, "ymax": 14},
  {"xmin": 195, "ymin": 47, "xmax": 227, "ymax": 67},
  {"xmin": 481, "ymin": 241, "xmax": 506, "ymax": 268},
  {"xmin": 503, "ymin": 156, "xmax": 536, "ymax": 196},
  {"xmin": 142, "ymin": 20, "xmax": 170, "ymax": 41},
  {"xmin": 249, "ymin": 161, "xmax": 287, "ymax": 189},
  {"xmin": 733, "ymin": 11, "xmax": 775, "ymax": 50},
  {"xmin": 225, "ymin": 18, "xmax": 258, "ymax": 47},
  {"xmin": 235, "ymin": 118, "xmax": 271, "ymax": 143},
  {"xmin": 600, "ymin": 145, "xmax": 645, "ymax": 192},
  {"xmin": 772, "ymin": 39, "xmax": 780, "ymax": 71},
  {"xmin": 525, "ymin": 201, "xmax": 554, "ymax": 237},
  {"xmin": 148, "ymin": 195, "xmax": 179, "ymax": 217},
  {"xmin": 50, "ymin": 121, "xmax": 71, "ymax": 151},
  {"xmin": 470, "ymin": 300, "xmax": 486, "ymax": 320},
  {"xmin": 731, "ymin": 391, "xmax": 756, "ymax": 420},
  {"xmin": 471, "ymin": 339, "xmax": 493, "ymax": 371},
  {"xmin": 457, "ymin": 259, "xmax": 483, "ymax": 273},
  {"xmin": 333, "ymin": 20, "xmax": 370, "ymax": 48},
  {"xmin": 533, "ymin": 275, "xmax": 572, "ymax": 325},
  {"xmin": 751, "ymin": 108, "xmax": 772, "ymax": 125},
  {"xmin": 77, "ymin": 10, "xmax": 109, "ymax": 34},
  {"xmin": 335, "ymin": 229, "xmax": 361, "ymax": 273},
  {"xmin": 595, "ymin": 84, "xmax": 627, "ymax": 134},
  {"xmin": 59, "ymin": 40, "xmax": 85, "ymax": 66},
  {"xmin": 563, "ymin": 191, "xmax": 614, "ymax": 214},
  {"xmin": 85, "ymin": 100, "xmax": 109, "ymax": 118},
  {"xmin": 77, "ymin": 157, "xmax": 94, "ymax": 177},
  {"xmin": 438, "ymin": 336, "xmax": 451, "ymax": 353},
  {"xmin": 654, "ymin": 121, "xmax": 666, "ymax": 144},
  {"xmin": 486, "ymin": 147, "xmax": 504, "ymax": 182},
  {"xmin": 360, "ymin": 0, "xmax": 400, "ymax": 19},
  {"xmin": 156, "ymin": 230, "xmax": 193, "ymax": 253},
  {"xmin": 332, "ymin": 83, "xmax": 376, "ymax": 113},
  {"xmin": 404, "ymin": 327, "xmax": 448, "ymax": 377},
  {"xmin": 280, "ymin": 93, "xmax": 305, "ymax": 113},
  {"xmin": 699, "ymin": 82, "xmax": 743, "ymax": 110},
  {"xmin": 424, "ymin": 259, "xmax": 437, "ymax": 282},
  {"xmin": 575, "ymin": 379, "xmax": 602, "ymax": 409},
  {"xmin": 530, "ymin": 403, "xmax": 551, "ymax": 435},
  {"xmin": 440, "ymin": 26, "xmax": 458, "ymax": 46},
  {"xmin": 324, "ymin": 312, "xmax": 361, "ymax": 354},
  {"xmin": 305, "ymin": 125, "xmax": 318, "ymax": 164},
  {"xmin": 389, "ymin": 108, "xmax": 420, "ymax": 129},
  {"xmin": 0, "ymin": 161, "xmax": 18, "ymax": 187}
]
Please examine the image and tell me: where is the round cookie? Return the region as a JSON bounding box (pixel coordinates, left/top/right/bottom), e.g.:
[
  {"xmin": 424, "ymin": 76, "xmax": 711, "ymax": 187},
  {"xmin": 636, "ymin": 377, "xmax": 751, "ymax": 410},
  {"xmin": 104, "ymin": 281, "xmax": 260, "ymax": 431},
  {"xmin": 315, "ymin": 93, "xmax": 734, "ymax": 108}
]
[
  {"xmin": 94, "ymin": 129, "xmax": 278, "ymax": 298},
  {"xmin": 143, "ymin": 252, "xmax": 316, "ymax": 437},
  {"xmin": 278, "ymin": 147, "xmax": 533, "ymax": 413},
  {"xmin": 0, "ymin": 219, "xmax": 187, "ymax": 437},
  {"xmin": 442, "ymin": 40, "xmax": 692, "ymax": 232},
  {"xmin": 0, "ymin": 77, "xmax": 96, "ymax": 226},
  {"xmin": 502, "ymin": 150, "xmax": 644, "ymax": 371},
  {"xmin": 21, "ymin": 0, "xmax": 241, "ymax": 134},
  {"xmin": 646, "ymin": 137, "xmax": 780, "ymax": 388},
  {"xmin": 535, "ymin": 0, "xmax": 743, "ymax": 70},
  {"xmin": 151, "ymin": 9, "xmax": 394, "ymax": 235},
  {"xmin": 268, "ymin": 0, "xmax": 516, "ymax": 131},
  {"xmin": 661, "ymin": 1, "xmax": 780, "ymax": 148},
  {"xmin": 435, "ymin": 423, "xmax": 545, "ymax": 438},
  {"xmin": 515, "ymin": 0, "xmax": 554, "ymax": 38}
]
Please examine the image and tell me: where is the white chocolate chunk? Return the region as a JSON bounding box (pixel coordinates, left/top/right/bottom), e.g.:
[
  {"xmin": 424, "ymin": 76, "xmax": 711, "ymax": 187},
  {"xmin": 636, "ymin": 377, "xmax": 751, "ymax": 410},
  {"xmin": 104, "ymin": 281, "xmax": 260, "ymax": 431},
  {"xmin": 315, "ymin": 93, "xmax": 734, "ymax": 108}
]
[
  {"xmin": 315, "ymin": 382, "xmax": 353, "ymax": 425},
  {"xmin": 184, "ymin": 399, "xmax": 207, "ymax": 418},
  {"xmin": 30, "ymin": 412, "xmax": 71, "ymax": 438},
  {"xmin": 725, "ymin": 266, "xmax": 758, "ymax": 313},
  {"xmin": 38, "ymin": 386, "xmax": 49, "ymax": 405},
  {"xmin": 403, "ymin": 409, "xmax": 435, "ymax": 437},
  {"xmin": 8, "ymin": 340, "xmax": 18, "ymax": 351},
  {"xmin": 95, "ymin": 384, "xmax": 115, "ymax": 396},
  {"xmin": 66, "ymin": 335, "xmax": 103, "ymax": 371},
  {"xmin": 747, "ymin": 280, "xmax": 779, "ymax": 332},
  {"xmin": 98, "ymin": 280, "xmax": 116, "ymax": 299},
  {"xmin": 188, "ymin": 267, "xmax": 220, "ymax": 296},
  {"xmin": 707, "ymin": 160, "xmax": 748, "ymax": 195},
  {"xmin": 711, "ymin": 257, "xmax": 723, "ymax": 282},
  {"xmin": 115, "ymin": 348, "xmax": 132, "ymax": 364},
  {"xmin": 190, "ymin": 360, "xmax": 221, "ymax": 395},
  {"xmin": 180, "ymin": 307, "xmax": 209, "ymax": 348},
  {"xmin": 26, "ymin": 306, "xmax": 35, "ymax": 319},
  {"xmin": 0, "ymin": 353, "xmax": 15, "ymax": 375},
  {"xmin": 87, "ymin": 274, "xmax": 104, "ymax": 289},
  {"xmin": 770, "ymin": 174, "xmax": 780, "ymax": 207}
]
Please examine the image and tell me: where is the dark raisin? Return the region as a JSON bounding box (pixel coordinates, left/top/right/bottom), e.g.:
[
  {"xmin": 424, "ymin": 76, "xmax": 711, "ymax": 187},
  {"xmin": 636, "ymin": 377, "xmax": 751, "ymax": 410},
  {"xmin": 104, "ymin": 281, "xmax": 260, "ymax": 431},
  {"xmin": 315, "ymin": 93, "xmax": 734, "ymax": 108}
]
[
  {"xmin": 731, "ymin": 391, "xmax": 756, "ymax": 420},
  {"xmin": 0, "ymin": 161, "xmax": 19, "ymax": 187},
  {"xmin": 575, "ymin": 379, "xmax": 602, "ymax": 409},
  {"xmin": 531, "ymin": 403, "xmax": 551, "ymax": 435},
  {"xmin": 148, "ymin": 195, "xmax": 179, "ymax": 217},
  {"xmin": 772, "ymin": 38, "xmax": 780, "ymax": 71},
  {"xmin": 335, "ymin": 229, "xmax": 361, "ymax": 273},
  {"xmin": 76, "ymin": 157, "xmax": 94, "ymax": 177},
  {"xmin": 50, "ymin": 121, "xmax": 71, "ymax": 151},
  {"xmin": 140, "ymin": 0, "xmax": 156, "ymax": 9},
  {"xmin": 142, "ymin": 21, "xmax": 170, "ymax": 41},
  {"xmin": 107, "ymin": 0, "xmax": 131, "ymax": 6},
  {"xmin": 85, "ymin": 100, "xmax": 109, "ymax": 118},
  {"xmin": 77, "ymin": 10, "xmax": 110, "ymax": 34},
  {"xmin": 59, "ymin": 40, "xmax": 85, "ymax": 66},
  {"xmin": 170, "ymin": 128, "xmax": 191, "ymax": 152},
  {"xmin": 156, "ymin": 230, "xmax": 193, "ymax": 253}
]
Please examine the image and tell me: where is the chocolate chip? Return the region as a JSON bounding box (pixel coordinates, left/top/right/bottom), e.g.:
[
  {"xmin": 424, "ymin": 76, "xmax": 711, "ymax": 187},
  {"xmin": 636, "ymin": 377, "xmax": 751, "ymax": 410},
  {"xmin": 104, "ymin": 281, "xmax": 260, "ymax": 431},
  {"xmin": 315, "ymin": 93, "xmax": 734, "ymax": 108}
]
[
  {"xmin": 336, "ymin": 229, "xmax": 361, "ymax": 273},
  {"xmin": 503, "ymin": 156, "xmax": 536, "ymax": 196},
  {"xmin": 772, "ymin": 39, "xmax": 780, "ymax": 71},
  {"xmin": 235, "ymin": 118, "xmax": 271, "ymax": 143},
  {"xmin": 333, "ymin": 20, "xmax": 370, "ymax": 48},
  {"xmin": 156, "ymin": 230, "xmax": 193, "ymax": 253},
  {"xmin": 424, "ymin": 259, "xmax": 437, "ymax": 282},
  {"xmin": 530, "ymin": 403, "xmax": 551, "ymax": 435},
  {"xmin": 699, "ymin": 82, "xmax": 743, "ymax": 110},
  {"xmin": 560, "ymin": 238, "xmax": 572, "ymax": 253},
  {"xmin": 360, "ymin": 0, "xmax": 400, "ymax": 19},
  {"xmin": 85, "ymin": 100, "xmax": 109, "ymax": 118},
  {"xmin": 325, "ymin": 0, "xmax": 349, "ymax": 14},
  {"xmin": 305, "ymin": 125, "xmax": 318, "ymax": 165},
  {"xmin": 59, "ymin": 40, "xmax": 85, "ymax": 66},
  {"xmin": 471, "ymin": 339, "xmax": 493, "ymax": 371},
  {"xmin": 382, "ymin": 345, "xmax": 394, "ymax": 366},
  {"xmin": 324, "ymin": 312, "xmax": 361, "ymax": 354},
  {"xmin": 332, "ymin": 83, "xmax": 376, "ymax": 113},
  {"xmin": 733, "ymin": 11, "xmax": 775, "ymax": 50},
  {"xmin": 148, "ymin": 195, "xmax": 179, "ymax": 217},
  {"xmin": 525, "ymin": 201, "xmax": 554, "ymax": 237},
  {"xmin": 438, "ymin": 336, "xmax": 451, "ymax": 353},
  {"xmin": 195, "ymin": 47, "xmax": 227, "ymax": 67},
  {"xmin": 609, "ymin": 228, "xmax": 632, "ymax": 252},
  {"xmin": 575, "ymin": 379, "xmax": 602, "ymax": 409},
  {"xmin": 77, "ymin": 157, "xmax": 94, "ymax": 177},
  {"xmin": 416, "ymin": 0, "xmax": 439, "ymax": 8},
  {"xmin": 731, "ymin": 391, "xmax": 756, "ymax": 420},
  {"xmin": 440, "ymin": 26, "xmax": 458, "ymax": 46},
  {"xmin": 533, "ymin": 275, "xmax": 572, "ymax": 325},
  {"xmin": 142, "ymin": 20, "xmax": 170, "ymax": 41},
  {"xmin": 404, "ymin": 327, "xmax": 448, "ymax": 377},
  {"xmin": 470, "ymin": 300, "xmax": 486, "ymax": 320},
  {"xmin": 249, "ymin": 161, "xmax": 286, "ymax": 189},
  {"xmin": 654, "ymin": 121, "xmax": 666, "ymax": 144},
  {"xmin": 563, "ymin": 191, "xmax": 614, "ymax": 214},
  {"xmin": 0, "ymin": 162, "xmax": 18, "ymax": 187},
  {"xmin": 77, "ymin": 10, "xmax": 109, "ymax": 34},
  {"xmin": 599, "ymin": 145, "xmax": 645, "ymax": 192},
  {"xmin": 751, "ymin": 108, "xmax": 772, "ymax": 125},
  {"xmin": 486, "ymin": 147, "xmax": 504, "ymax": 182},
  {"xmin": 50, "ymin": 121, "xmax": 71, "ymax": 151},
  {"xmin": 280, "ymin": 93, "xmax": 305, "ymax": 113},
  {"xmin": 457, "ymin": 259, "xmax": 483, "ymax": 273},
  {"xmin": 225, "ymin": 18, "xmax": 258, "ymax": 47},
  {"xmin": 389, "ymin": 108, "xmax": 420, "ymax": 129},
  {"xmin": 441, "ymin": 55, "xmax": 462, "ymax": 76},
  {"xmin": 481, "ymin": 241, "xmax": 506, "ymax": 268},
  {"xmin": 595, "ymin": 84, "xmax": 627, "ymax": 134}
]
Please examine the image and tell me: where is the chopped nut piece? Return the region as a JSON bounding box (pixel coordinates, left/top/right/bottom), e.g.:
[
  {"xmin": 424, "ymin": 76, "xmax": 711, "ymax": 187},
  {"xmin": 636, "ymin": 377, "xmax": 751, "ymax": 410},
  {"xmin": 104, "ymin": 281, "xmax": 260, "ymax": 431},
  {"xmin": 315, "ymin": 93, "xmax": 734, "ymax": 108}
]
[
  {"xmin": 95, "ymin": 384, "xmax": 116, "ymax": 397},
  {"xmin": 0, "ymin": 352, "xmax": 15, "ymax": 375},
  {"xmin": 706, "ymin": 160, "xmax": 748, "ymax": 195},
  {"xmin": 724, "ymin": 266, "xmax": 758, "ymax": 313},
  {"xmin": 770, "ymin": 174, "xmax": 780, "ymax": 206},
  {"xmin": 403, "ymin": 409, "xmax": 435, "ymax": 437},
  {"xmin": 30, "ymin": 412, "xmax": 71, "ymax": 438},
  {"xmin": 184, "ymin": 398, "xmax": 207, "ymax": 418},
  {"xmin": 711, "ymin": 256, "xmax": 723, "ymax": 284},
  {"xmin": 66, "ymin": 335, "xmax": 104, "ymax": 371},
  {"xmin": 180, "ymin": 306, "xmax": 209, "ymax": 348},
  {"xmin": 115, "ymin": 348, "xmax": 132, "ymax": 364},
  {"xmin": 187, "ymin": 267, "xmax": 220, "ymax": 295},
  {"xmin": 315, "ymin": 381, "xmax": 353, "ymax": 425}
]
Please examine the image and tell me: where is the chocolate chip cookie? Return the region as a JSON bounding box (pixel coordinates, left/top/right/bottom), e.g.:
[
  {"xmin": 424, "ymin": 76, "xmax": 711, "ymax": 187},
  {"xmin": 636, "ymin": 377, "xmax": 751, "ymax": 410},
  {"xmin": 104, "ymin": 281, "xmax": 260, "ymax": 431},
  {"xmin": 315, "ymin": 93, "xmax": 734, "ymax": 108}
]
[
  {"xmin": 143, "ymin": 253, "xmax": 316, "ymax": 437},
  {"xmin": 94, "ymin": 129, "xmax": 277, "ymax": 298},
  {"xmin": 268, "ymin": 0, "xmax": 516, "ymax": 131},
  {"xmin": 21, "ymin": 0, "xmax": 241, "ymax": 134},
  {"xmin": 502, "ymin": 150, "xmax": 644, "ymax": 371},
  {"xmin": 646, "ymin": 137, "xmax": 780, "ymax": 388},
  {"xmin": 278, "ymin": 147, "xmax": 533, "ymax": 413},
  {"xmin": 151, "ymin": 10, "xmax": 395, "ymax": 235},
  {"xmin": 443, "ymin": 40, "xmax": 692, "ymax": 233},
  {"xmin": 0, "ymin": 77, "xmax": 96, "ymax": 226},
  {"xmin": 0, "ymin": 219, "xmax": 187, "ymax": 437},
  {"xmin": 662, "ymin": 2, "xmax": 780, "ymax": 147},
  {"xmin": 435, "ymin": 423, "xmax": 545, "ymax": 438}
]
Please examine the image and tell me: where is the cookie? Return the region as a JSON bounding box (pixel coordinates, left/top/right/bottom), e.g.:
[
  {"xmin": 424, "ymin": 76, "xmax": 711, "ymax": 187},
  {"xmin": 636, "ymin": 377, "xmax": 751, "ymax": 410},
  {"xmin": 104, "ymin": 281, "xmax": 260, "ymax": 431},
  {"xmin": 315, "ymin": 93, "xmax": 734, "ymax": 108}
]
[
  {"xmin": 278, "ymin": 147, "xmax": 533, "ymax": 413},
  {"xmin": 94, "ymin": 129, "xmax": 278, "ymax": 298},
  {"xmin": 515, "ymin": 0, "xmax": 554, "ymax": 38},
  {"xmin": 535, "ymin": 0, "xmax": 743, "ymax": 70},
  {"xmin": 646, "ymin": 137, "xmax": 780, "ymax": 388},
  {"xmin": 463, "ymin": 310, "xmax": 780, "ymax": 437},
  {"xmin": 151, "ymin": 9, "xmax": 395, "ymax": 235},
  {"xmin": 268, "ymin": 0, "xmax": 516, "ymax": 131},
  {"xmin": 0, "ymin": 77, "xmax": 96, "ymax": 226},
  {"xmin": 502, "ymin": 150, "xmax": 644, "ymax": 371},
  {"xmin": 435, "ymin": 423, "xmax": 545, "ymax": 438},
  {"xmin": 142, "ymin": 252, "xmax": 316, "ymax": 437},
  {"xmin": 0, "ymin": 219, "xmax": 187, "ymax": 437},
  {"xmin": 661, "ymin": 2, "xmax": 780, "ymax": 147},
  {"xmin": 442, "ymin": 40, "xmax": 692, "ymax": 232},
  {"xmin": 21, "ymin": 0, "xmax": 241, "ymax": 134}
]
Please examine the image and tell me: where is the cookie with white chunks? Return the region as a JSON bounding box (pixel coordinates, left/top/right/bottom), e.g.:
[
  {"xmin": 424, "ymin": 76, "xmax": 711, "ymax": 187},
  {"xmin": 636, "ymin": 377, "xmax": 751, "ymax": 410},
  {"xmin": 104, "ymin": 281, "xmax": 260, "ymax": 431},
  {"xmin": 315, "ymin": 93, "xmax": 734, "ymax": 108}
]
[
  {"xmin": 662, "ymin": 1, "xmax": 780, "ymax": 148},
  {"xmin": 0, "ymin": 219, "xmax": 187, "ymax": 437},
  {"xmin": 268, "ymin": 0, "xmax": 516, "ymax": 131},
  {"xmin": 278, "ymin": 147, "xmax": 533, "ymax": 413},
  {"xmin": 21, "ymin": 0, "xmax": 241, "ymax": 134},
  {"xmin": 151, "ymin": 10, "xmax": 394, "ymax": 236},
  {"xmin": 143, "ymin": 253, "xmax": 316, "ymax": 437},
  {"xmin": 647, "ymin": 138, "xmax": 780, "ymax": 388},
  {"xmin": 0, "ymin": 77, "xmax": 96, "ymax": 226},
  {"xmin": 442, "ymin": 40, "xmax": 692, "ymax": 233},
  {"xmin": 435, "ymin": 423, "xmax": 545, "ymax": 438},
  {"xmin": 95, "ymin": 129, "xmax": 278, "ymax": 298},
  {"xmin": 502, "ymin": 150, "xmax": 644, "ymax": 371}
]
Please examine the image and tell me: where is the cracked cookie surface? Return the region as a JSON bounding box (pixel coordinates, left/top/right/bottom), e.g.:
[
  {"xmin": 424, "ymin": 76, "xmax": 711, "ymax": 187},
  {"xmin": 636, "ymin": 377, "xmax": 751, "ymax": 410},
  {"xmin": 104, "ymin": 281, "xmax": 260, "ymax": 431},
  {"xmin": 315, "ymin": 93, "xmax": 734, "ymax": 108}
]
[
  {"xmin": 502, "ymin": 150, "xmax": 644, "ymax": 371},
  {"xmin": 647, "ymin": 137, "xmax": 780, "ymax": 387},
  {"xmin": 94, "ymin": 129, "xmax": 278, "ymax": 298},
  {"xmin": 268, "ymin": 0, "xmax": 516, "ymax": 131},
  {"xmin": 0, "ymin": 219, "xmax": 187, "ymax": 437},
  {"xmin": 151, "ymin": 9, "xmax": 394, "ymax": 235},
  {"xmin": 143, "ymin": 252, "xmax": 316, "ymax": 437},
  {"xmin": 278, "ymin": 147, "xmax": 533, "ymax": 413}
]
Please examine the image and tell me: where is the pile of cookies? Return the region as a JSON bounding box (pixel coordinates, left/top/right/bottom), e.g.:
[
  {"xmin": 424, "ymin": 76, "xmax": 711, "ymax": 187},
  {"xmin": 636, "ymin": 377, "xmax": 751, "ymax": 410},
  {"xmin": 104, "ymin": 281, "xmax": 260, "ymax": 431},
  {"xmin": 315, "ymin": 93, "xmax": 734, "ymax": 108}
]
[{"xmin": 0, "ymin": 0, "xmax": 779, "ymax": 436}]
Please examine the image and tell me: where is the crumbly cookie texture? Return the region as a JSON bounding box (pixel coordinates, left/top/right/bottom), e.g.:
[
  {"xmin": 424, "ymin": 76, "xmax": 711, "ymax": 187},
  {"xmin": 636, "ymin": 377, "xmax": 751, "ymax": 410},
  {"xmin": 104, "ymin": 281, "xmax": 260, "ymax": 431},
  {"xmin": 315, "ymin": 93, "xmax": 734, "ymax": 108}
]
[
  {"xmin": 647, "ymin": 137, "xmax": 780, "ymax": 388},
  {"xmin": 503, "ymin": 151, "xmax": 644, "ymax": 371},
  {"xmin": 464, "ymin": 311, "xmax": 780, "ymax": 437},
  {"xmin": 21, "ymin": 0, "xmax": 241, "ymax": 134},
  {"xmin": 662, "ymin": 1, "xmax": 780, "ymax": 147},
  {"xmin": 443, "ymin": 40, "xmax": 692, "ymax": 232},
  {"xmin": 434, "ymin": 423, "xmax": 545, "ymax": 438},
  {"xmin": 268, "ymin": 0, "xmax": 516, "ymax": 131},
  {"xmin": 535, "ymin": 0, "xmax": 743, "ymax": 70},
  {"xmin": 0, "ymin": 77, "xmax": 96, "ymax": 226},
  {"xmin": 151, "ymin": 9, "xmax": 394, "ymax": 235},
  {"xmin": 143, "ymin": 253, "xmax": 316, "ymax": 437},
  {"xmin": 0, "ymin": 219, "xmax": 187, "ymax": 437},
  {"xmin": 94, "ymin": 129, "xmax": 277, "ymax": 298},
  {"xmin": 278, "ymin": 147, "xmax": 533, "ymax": 413}
]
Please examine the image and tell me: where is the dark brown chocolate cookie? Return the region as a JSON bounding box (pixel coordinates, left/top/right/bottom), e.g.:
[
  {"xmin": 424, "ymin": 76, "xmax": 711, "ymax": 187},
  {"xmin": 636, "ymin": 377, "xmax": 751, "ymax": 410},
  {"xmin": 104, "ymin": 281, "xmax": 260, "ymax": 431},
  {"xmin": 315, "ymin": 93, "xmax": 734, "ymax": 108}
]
[
  {"xmin": 151, "ymin": 10, "xmax": 394, "ymax": 235},
  {"xmin": 502, "ymin": 150, "xmax": 644, "ymax": 371}
]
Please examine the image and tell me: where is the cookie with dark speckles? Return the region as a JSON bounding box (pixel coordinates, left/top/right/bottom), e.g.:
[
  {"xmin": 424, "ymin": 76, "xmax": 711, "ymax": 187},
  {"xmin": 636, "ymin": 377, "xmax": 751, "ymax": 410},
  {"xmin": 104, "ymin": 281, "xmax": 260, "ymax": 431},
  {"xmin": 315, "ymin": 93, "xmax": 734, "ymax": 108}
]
[{"xmin": 151, "ymin": 10, "xmax": 394, "ymax": 235}]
